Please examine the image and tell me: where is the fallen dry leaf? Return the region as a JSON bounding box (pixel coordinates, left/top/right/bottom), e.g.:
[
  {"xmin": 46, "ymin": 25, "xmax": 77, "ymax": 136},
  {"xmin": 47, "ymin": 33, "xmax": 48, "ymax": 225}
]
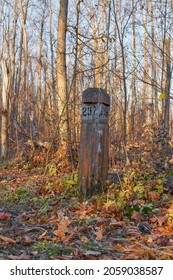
[
  {"xmin": 84, "ymin": 250, "xmax": 101, "ymax": 256},
  {"xmin": 76, "ymin": 210, "xmax": 88, "ymax": 219},
  {"xmin": 80, "ymin": 235, "xmax": 89, "ymax": 243},
  {"xmin": 0, "ymin": 212, "xmax": 11, "ymax": 221},
  {"xmin": 131, "ymin": 210, "xmax": 144, "ymax": 222},
  {"xmin": 58, "ymin": 219, "xmax": 71, "ymax": 231},
  {"xmin": 115, "ymin": 243, "xmax": 123, "ymax": 249},
  {"xmin": 38, "ymin": 230, "xmax": 48, "ymax": 240},
  {"xmin": 110, "ymin": 220, "xmax": 125, "ymax": 227},
  {"xmin": 21, "ymin": 235, "xmax": 33, "ymax": 246},
  {"xmin": 63, "ymin": 227, "xmax": 78, "ymax": 243},
  {"xmin": 53, "ymin": 229, "xmax": 66, "ymax": 240},
  {"xmin": 0, "ymin": 235, "xmax": 16, "ymax": 244},
  {"xmin": 147, "ymin": 237, "xmax": 153, "ymax": 245},
  {"xmin": 157, "ymin": 215, "xmax": 167, "ymax": 226},
  {"xmin": 8, "ymin": 253, "xmax": 31, "ymax": 260},
  {"xmin": 148, "ymin": 191, "xmax": 160, "ymax": 201},
  {"xmin": 167, "ymin": 207, "xmax": 173, "ymax": 214},
  {"xmin": 94, "ymin": 226, "xmax": 104, "ymax": 241},
  {"xmin": 40, "ymin": 216, "xmax": 48, "ymax": 223}
]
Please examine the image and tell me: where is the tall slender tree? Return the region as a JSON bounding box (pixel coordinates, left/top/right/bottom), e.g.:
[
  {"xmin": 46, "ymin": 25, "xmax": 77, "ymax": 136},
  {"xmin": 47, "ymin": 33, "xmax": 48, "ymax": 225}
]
[
  {"xmin": 56, "ymin": 0, "xmax": 69, "ymax": 146},
  {"xmin": 1, "ymin": 59, "xmax": 9, "ymax": 157}
]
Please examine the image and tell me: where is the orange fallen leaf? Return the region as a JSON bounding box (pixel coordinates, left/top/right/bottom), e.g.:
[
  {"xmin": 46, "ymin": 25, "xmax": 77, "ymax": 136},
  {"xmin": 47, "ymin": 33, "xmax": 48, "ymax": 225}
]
[
  {"xmin": 0, "ymin": 212, "xmax": 11, "ymax": 221},
  {"xmin": 0, "ymin": 235, "xmax": 16, "ymax": 244},
  {"xmin": 40, "ymin": 216, "xmax": 48, "ymax": 223},
  {"xmin": 77, "ymin": 210, "xmax": 88, "ymax": 219},
  {"xmin": 167, "ymin": 207, "xmax": 173, "ymax": 214},
  {"xmin": 94, "ymin": 226, "xmax": 104, "ymax": 241},
  {"xmin": 21, "ymin": 235, "xmax": 33, "ymax": 246},
  {"xmin": 149, "ymin": 217, "xmax": 157, "ymax": 223},
  {"xmin": 53, "ymin": 229, "xmax": 66, "ymax": 241},
  {"xmin": 63, "ymin": 227, "xmax": 78, "ymax": 243},
  {"xmin": 131, "ymin": 210, "xmax": 144, "ymax": 222},
  {"xmin": 115, "ymin": 243, "xmax": 123, "ymax": 249},
  {"xmin": 148, "ymin": 191, "xmax": 160, "ymax": 201},
  {"xmin": 58, "ymin": 219, "xmax": 71, "ymax": 231},
  {"xmin": 147, "ymin": 237, "xmax": 153, "ymax": 245}
]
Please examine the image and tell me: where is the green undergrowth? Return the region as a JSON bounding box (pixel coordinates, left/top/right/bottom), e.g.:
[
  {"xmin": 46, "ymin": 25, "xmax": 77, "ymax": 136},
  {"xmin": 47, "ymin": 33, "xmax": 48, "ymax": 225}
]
[{"xmin": 32, "ymin": 241, "xmax": 74, "ymax": 259}]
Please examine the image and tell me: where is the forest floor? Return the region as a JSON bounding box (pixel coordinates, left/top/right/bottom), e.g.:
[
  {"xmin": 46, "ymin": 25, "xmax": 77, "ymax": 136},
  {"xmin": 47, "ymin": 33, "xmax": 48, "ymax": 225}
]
[{"xmin": 0, "ymin": 159, "xmax": 173, "ymax": 260}]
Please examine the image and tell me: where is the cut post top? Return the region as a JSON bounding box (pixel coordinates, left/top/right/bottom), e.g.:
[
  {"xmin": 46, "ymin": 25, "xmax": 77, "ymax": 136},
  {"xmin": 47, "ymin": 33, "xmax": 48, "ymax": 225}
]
[{"xmin": 82, "ymin": 88, "xmax": 110, "ymax": 106}]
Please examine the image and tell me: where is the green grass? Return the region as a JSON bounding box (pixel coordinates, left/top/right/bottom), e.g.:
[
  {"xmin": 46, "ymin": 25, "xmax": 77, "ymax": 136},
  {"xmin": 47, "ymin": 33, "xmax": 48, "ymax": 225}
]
[{"xmin": 33, "ymin": 241, "xmax": 74, "ymax": 259}]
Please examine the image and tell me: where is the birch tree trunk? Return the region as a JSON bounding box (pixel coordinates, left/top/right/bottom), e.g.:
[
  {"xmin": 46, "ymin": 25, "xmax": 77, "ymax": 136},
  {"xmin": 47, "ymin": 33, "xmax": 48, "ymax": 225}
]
[{"xmin": 56, "ymin": 0, "xmax": 69, "ymax": 145}]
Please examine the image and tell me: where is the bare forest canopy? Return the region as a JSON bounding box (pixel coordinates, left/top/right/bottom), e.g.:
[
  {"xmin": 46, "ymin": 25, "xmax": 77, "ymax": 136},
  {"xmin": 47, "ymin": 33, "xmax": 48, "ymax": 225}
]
[{"xmin": 0, "ymin": 0, "xmax": 172, "ymax": 163}]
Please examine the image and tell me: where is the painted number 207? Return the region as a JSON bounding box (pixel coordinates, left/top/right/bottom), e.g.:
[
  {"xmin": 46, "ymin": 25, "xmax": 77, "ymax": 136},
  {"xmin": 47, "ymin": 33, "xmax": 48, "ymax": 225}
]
[{"xmin": 82, "ymin": 106, "xmax": 108, "ymax": 117}]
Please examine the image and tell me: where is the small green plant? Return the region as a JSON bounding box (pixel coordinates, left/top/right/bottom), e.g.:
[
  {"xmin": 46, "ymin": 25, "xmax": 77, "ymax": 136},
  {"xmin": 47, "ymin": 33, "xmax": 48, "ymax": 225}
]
[
  {"xmin": 33, "ymin": 241, "xmax": 73, "ymax": 259},
  {"xmin": 45, "ymin": 164, "xmax": 57, "ymax": 175},
  {"xmin": 140, "ymin": 203, "xmax": 159, "ymax": 214},
  {"xmin": 125, "ymin": 203, "xmax": 159, "ymax": 219},
  {"xmin": 83, "ymin": 239, "xmax": 96, "ymax": 251},
  {"xmin": 168, "ymin": 169, "xmax": 173, "ymax": 176},
  {"xmin": 61, "ymin": 173, "xmax": 78, "ymax": 197},
  {"xmin": 125, "ymin": 205, "xmax": 140, "ymax": 219},
  {"xmin": 62, "ymin": 173, "xmax": 78, "ymax": 186},
  {"xmin": 133, "ymin": 183, "xmax": 145, "ymax": 199}
]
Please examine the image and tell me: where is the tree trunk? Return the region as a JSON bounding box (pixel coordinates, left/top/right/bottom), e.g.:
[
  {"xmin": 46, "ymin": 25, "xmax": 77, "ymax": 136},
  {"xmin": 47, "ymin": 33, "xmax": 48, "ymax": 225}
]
[
  {"xmin": 1, "ymin": 60, "xmax": 9, "ymax": 158},
  {"xmin": 150, "ymin": 0, "xmax": 157, "ymax": 123},
  {"xmin": 142, "ymin": 0, "xmax": 148, "ymax": 124},
  {"xmin": 19, "ymin": 0, "xmax": 29, "ymax": 131},
  {"xmin": 56, "ymin": 0, "xmax": 69, "ymax": 145},
  {"xmin": 164, "ymin": 38, "xmax": 171, "ymax": 133},
  {"xmin": 131, "ymin": 0, "xmax": 137, "ymax": 139}
]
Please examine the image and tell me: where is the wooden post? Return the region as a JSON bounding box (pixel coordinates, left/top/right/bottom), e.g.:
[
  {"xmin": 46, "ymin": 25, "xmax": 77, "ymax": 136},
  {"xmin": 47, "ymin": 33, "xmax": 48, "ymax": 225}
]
[{"xmin": 79, "ymin": 88, "xmax": 110, "ymax": 197}]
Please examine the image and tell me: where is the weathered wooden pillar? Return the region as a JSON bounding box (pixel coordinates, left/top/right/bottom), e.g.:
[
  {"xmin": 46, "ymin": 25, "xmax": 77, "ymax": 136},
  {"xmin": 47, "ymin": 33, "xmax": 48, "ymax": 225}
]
[{"xmin": 79, "ymin": 88, "xmax": 110, "ymax": 197}]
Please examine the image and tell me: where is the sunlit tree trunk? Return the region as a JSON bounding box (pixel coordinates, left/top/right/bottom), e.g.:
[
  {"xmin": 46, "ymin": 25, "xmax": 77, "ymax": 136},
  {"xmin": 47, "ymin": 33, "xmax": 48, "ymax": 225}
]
[
  {"xmin": 56, "ymin": 0, "xmax": 69, "ymax": 145},
  {"xmin": 113, "ymin": 0, "xmax": 128, "ymax": 148},
  {"xmin": 19, "ymin": 0, "xmax": 29, "ymax": 130},
  {"xmin": 1, "ymin": 60, "xmax": 9, "ymax": 158}
]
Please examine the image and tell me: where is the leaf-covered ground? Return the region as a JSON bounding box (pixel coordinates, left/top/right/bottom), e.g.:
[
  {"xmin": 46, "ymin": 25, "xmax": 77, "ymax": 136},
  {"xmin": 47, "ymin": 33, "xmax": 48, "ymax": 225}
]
[{"xmin": 0, "ymin": 160, "xmax": 173, "ymax": 260}]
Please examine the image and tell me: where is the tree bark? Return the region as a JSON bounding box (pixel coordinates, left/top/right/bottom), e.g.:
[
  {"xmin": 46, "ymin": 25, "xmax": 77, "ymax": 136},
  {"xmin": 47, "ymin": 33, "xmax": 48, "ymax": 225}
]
[
  {"xmin": 56, "ymin": 0, "xmax": 69, "ymax": 145},
  {"xmin": 1, "ymin": 60, "xmax": 9, "ymax": 158},
  {"xmin": 131, "ymin": 0, "xmax": 137, "ymax": 138},
  {"xmin": 164, "ymin": 38, "xmax": 171, "ymax": 133}
]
